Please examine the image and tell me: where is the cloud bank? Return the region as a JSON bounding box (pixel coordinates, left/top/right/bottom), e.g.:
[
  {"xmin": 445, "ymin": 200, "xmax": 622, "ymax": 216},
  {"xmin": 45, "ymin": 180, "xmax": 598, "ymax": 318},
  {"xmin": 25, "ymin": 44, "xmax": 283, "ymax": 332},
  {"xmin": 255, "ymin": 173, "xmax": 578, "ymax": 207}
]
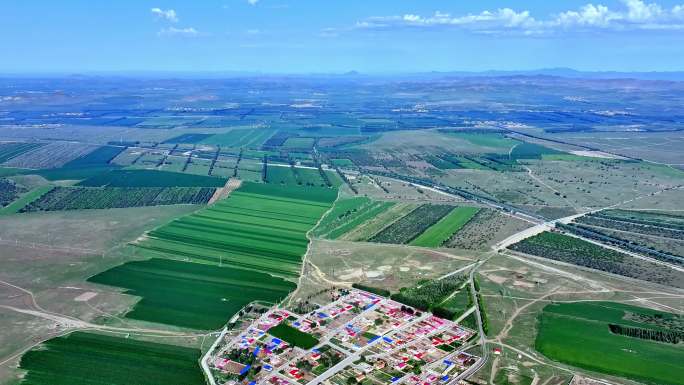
[{"xmin": 354, "ymin": 0, "xmax": 684, "ymax": 35}]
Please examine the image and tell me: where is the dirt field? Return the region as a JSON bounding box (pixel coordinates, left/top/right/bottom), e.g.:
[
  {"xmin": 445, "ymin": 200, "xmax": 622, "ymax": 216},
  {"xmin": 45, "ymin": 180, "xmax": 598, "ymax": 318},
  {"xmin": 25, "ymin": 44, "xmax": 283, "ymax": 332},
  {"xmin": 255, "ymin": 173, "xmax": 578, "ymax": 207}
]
[{"xmin": 0, "ymin": 204, "xmax": 202, "ymax": 383}]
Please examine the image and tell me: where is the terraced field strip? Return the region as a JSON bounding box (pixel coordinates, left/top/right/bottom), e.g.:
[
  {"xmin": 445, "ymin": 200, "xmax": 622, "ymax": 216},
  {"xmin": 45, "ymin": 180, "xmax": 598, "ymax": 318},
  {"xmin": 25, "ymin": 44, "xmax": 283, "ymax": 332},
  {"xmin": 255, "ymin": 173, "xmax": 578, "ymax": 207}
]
[
  {"xmin": 325, "ymin": 200, "xmax": 396, "ymax": 239},
  {"xmin": 89, "ymin": 182, "xmax": 337, "ymax": 330},
  {"xmin": 340, "ymin": 202, "xmax": 418, "ymax": 241},
  {"xmin": 18, "ymin": 331, "xmax": 205, "ymax": 385},
  {"xmin": 410, "ymin": 206, "xmax": 480, "ymax": 247},
  {"xmin": 314, "ymin": 197, "xmax": 370, "ymax": 236},
  {"xmin": 536, "ymin": 302, "xmax": 684, "ymax": 385}
]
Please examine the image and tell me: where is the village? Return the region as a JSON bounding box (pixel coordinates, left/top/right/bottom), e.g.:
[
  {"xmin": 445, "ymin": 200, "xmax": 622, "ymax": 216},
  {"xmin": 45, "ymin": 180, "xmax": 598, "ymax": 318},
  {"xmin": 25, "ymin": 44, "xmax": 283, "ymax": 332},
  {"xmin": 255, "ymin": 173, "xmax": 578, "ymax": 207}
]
[{"xmin": 207, "ymin": 289, "xmax": 480, "ymax": 385}]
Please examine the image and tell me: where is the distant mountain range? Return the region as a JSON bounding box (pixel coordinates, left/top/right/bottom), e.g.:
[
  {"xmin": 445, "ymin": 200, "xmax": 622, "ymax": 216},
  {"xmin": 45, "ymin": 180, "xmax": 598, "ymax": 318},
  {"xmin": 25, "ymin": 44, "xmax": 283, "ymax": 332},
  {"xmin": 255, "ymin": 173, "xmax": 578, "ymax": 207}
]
[
  {"xmin": 3, "ymin": 68, "xmax": 684, "ymax": 81},
  {"xmin": 418, "ymin": 68, "xmax": 684, "ymax": 81}
]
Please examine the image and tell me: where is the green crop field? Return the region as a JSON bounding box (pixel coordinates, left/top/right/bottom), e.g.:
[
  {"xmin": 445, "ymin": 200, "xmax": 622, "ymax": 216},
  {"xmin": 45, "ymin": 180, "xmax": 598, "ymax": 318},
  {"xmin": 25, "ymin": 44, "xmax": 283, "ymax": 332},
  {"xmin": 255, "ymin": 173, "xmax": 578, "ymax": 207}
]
[
  {"xmin": 509, "ymin": 142, "xmax": 564, "ymax": 160},
  {"xmin": 330, "ymin": 158, "xmax": 353, "ymax": 167},
  {"xmin": 266, "ymin": 166, "xmax": 299, "ymax": 185},
  {"xmin": 293, "ymin": 167, "xmax": 327, "ymax": 187},
  {"xmin": 89, "ymin": 258, "xmax": 296, "ymax": 330},
  {"xmin": 443, "ymin": 132, "xmax": 520, "ymax": 150},
  {"xmin": 78, "ymin": 169, "xmax": 227, "ymax": 187},
  {"xmin": 64, "ymin": 145, "xmax": 125, "ymax": 167},
  {"xmin": 536, "ymin": 302, "xmax": 684, "ymax": 385},
  {"xmin": 282, "ymin": 137, "xmax": 315, "ymax": 149},
  {"xmin": 137, "ymin": 183, "xmax": 334, "ymax": 276},
  {"xmin": 29, "ymin": 165, "xmax": 121, "ymax": 181},
  {"xmin": 313, "ymin": 197, "xmax": 371, "ymax": 237},
  {"xmin": 18, "ymin": 331, "xmax": 205, "ymax": 385},
  {"xmin": 163, "ymin": 133, "xmax": 215, "ymax": 144},
  {"xmin": 201, "ymin": 128, "xmax": 276, "ymax": 148},
  {"xmin": 316, "ymin": 198, "xmax": 395, "ymax": 239},
  {"xmin": 370, "ymin": 204, "xmax": 454, "ymax": 244},
  {"xmin": 267, "ymin": 323, "xmax": 319, "ymax": 349},
  {"xmin": 89, "ymin": 182, "xmax": 336, "ymax": 329},
  {"xmin": 410, "ymin": 206, "xmax": 480, "ymax": 247}
]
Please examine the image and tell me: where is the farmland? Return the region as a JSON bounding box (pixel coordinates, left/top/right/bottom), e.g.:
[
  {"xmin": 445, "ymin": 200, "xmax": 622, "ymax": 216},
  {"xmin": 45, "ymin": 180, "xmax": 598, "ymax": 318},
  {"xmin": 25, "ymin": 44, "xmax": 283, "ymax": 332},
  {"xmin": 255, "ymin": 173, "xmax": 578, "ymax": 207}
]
[
  {"xmin": 0, "ymin": 185, "xmax": 53, "ymax": 215},
  {"xmin": 200, "ymin": 128, "xmax": 276, "ymax": 148},
  {"xmin": 0, "ymin": 142, "xmax": 45, "ymax": 163},
  {"xmin": 18, "ymin": 331, "xmax": 205, "ymax": 385},
  {"xmin": 410, "ymin": 206, "xmax": 480, "ymax": 247},
  {"xmin": 312, "ymin": 196, "xmax": 371, "ymax": 237},
  {"xmin": 313, "ymin": 197, "xmax": 396, "ymax": 239},
  {"xmin": 88, "ymin": 182, "xmax": 336, "ymax": 329},
  {"xmin": 63, "ymin": 145, "xmax": 125, "ymax": 167},
  {"xmin": 508, "ymin": 231, "xmax": 684, "ymax": 288},
  {"xmin": 2, "ymin": 72, "xmax": 684, "ymax": 385},
  {"xmin": 536, "ymin": 302, "xmax": 684, "ymax": 385},
  {"xmin": 89, "ymin": 258, "xmax": 296, "ymax": 330},
  {"xmin": 4, "ymin": 142, "xmax": 98, "ymax": 169},
  {"xmin": 21, "ymin": 186, "xmax": 215, "ymax": 211},
  {"xmin": 339, "ymin": 202, "xmax": 419, "ymax": 241},
  {"xmin": 78, "ymin": 169, "xmax": 227, "ymax": 187},
  {"xmin": 370, "ymin": 204, "xmax": 455, "ymax": 244},
  {"xmin": 136, "ymin": 182, "xmax": 335, "ymax": 275}
]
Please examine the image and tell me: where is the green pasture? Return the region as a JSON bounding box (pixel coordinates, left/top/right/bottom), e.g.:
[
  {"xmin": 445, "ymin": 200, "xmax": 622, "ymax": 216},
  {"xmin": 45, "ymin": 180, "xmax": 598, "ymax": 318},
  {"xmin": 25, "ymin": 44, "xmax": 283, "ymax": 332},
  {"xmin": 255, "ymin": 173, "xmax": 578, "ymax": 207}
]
[{"xmin": 536, "ymin": 302, "xmax": 684, "ymax": 385}]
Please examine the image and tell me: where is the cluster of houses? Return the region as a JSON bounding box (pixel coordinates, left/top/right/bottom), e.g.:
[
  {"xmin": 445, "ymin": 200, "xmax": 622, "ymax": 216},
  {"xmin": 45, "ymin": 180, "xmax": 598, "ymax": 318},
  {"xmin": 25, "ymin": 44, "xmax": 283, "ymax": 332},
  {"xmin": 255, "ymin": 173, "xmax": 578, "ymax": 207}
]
[{"xmin": 209, "ymin": 289, "xmax": 478, "ymax": 385}]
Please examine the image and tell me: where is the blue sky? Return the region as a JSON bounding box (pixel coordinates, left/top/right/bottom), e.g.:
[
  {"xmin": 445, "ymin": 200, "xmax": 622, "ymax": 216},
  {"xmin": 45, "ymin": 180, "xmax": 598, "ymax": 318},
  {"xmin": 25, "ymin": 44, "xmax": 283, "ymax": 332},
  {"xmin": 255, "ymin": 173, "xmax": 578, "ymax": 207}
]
[{"xmin": 1, "ymin": 0, "xmax": 684, "ymax": 73}]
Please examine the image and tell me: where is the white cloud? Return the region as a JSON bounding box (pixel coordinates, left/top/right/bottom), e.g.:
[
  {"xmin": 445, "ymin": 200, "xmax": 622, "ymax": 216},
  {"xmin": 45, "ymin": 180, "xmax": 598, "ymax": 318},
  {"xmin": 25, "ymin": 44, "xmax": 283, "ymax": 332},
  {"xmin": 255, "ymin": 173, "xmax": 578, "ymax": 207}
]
[
  {"xmin": 151, "ymin": 7, "xmax": 178, "ymax": 23},
  {"xmin": 247, "ymin": 0, "xmax": 259, "ymax": 5},
  {"xmin": 158, "ymin": 27, "xmax": 198, "ymax": 37},
  {"xmin": 354, "ymin": 0, "xmax": 684, "ymax": 35},
  {"xmin": 623, "ymin": 0, "xmax": 663, "ymax": 21},
  {"xmin": 554, "ymin": 4, "xmax": 616, "ymax": 28}
]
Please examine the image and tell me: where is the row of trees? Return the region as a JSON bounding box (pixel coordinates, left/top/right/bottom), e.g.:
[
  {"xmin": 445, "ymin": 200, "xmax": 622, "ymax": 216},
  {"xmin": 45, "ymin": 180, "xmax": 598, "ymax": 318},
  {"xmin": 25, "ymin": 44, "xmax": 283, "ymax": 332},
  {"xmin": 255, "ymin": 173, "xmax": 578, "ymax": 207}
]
[{"xmin": 608, "ymin": 324, "xmax": 682, "ymax": 344}]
